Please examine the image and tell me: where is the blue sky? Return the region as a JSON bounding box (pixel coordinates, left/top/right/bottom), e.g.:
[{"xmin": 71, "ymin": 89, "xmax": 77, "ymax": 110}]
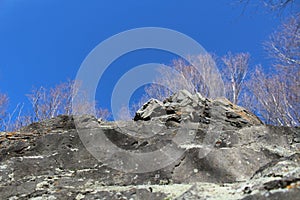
[{"xmin": 0, "ymin": 0, "xmax": 283, "ymax": 114}]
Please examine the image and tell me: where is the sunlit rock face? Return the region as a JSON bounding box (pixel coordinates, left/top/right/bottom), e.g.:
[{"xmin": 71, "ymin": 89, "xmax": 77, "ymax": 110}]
[{"xmin": 0, "ymin": 90, "xmax": 299, "ymax": 200}]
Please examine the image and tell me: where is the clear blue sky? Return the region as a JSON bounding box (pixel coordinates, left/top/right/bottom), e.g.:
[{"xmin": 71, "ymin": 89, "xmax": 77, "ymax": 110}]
[{"xmin": 0, "ymin": 0, "xmax": 282, "ymax": 113}]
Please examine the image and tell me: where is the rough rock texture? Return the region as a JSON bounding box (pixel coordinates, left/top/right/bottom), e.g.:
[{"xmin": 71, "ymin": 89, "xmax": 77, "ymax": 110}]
[{"xmin": 0, "ymin": 90, "xmax": 299, "ymax": 200}]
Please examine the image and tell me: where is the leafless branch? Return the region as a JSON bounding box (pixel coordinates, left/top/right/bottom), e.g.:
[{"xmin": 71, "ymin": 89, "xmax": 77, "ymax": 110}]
[{"xmin": 221, "ymin": 52, "xmax": 250, "ymax": 104}]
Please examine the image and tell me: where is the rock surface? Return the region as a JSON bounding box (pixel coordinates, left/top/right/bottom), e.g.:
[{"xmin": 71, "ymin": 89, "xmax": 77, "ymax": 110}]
[{"xmin": 0, "ymin": 90, "xmax": 299, "ymax": 199}]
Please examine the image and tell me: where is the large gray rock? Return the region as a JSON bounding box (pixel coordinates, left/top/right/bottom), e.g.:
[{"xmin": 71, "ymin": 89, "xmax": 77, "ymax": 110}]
[
  {"xmin": 0, "ymin": 90, "xmax": 299, "ymax": 199},
  {"xmin": 134, "ymin": 90, "xmax": 262, "ymax": 128}
]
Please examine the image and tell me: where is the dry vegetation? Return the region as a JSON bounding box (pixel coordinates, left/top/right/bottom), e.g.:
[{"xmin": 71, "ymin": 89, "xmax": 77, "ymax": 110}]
[{"xmin": 0, "ymin": 80, "xmax": 110, "ymax": 131}]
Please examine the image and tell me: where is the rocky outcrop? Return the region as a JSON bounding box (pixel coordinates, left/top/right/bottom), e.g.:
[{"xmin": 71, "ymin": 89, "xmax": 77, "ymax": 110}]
[
  {"xmin": 134, "ymin": 90, "xmax": 262, "ymax": 127},
  {"xmin": 0, "ymin": 90, "xmax": 299, "ymax": 199}
]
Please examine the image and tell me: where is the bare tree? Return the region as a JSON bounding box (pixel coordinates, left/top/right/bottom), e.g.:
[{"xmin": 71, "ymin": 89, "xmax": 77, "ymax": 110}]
[
  {"xmin": 233, "ymin": 1, "xmax": 299, "ymax": 126},
  {"xmin": 144, "ymin": 53, "xmax": 224, "ymax": 101},
  {"xmin": 266, "ymin": 14, "xmax": 299, "ymax": 126},
  {"xmin": 262, "ymin": 0, "xmax": 297, "ymax": 11},
  {"xmin": 0, "ymin": 94, "xmax": 31, "ymax": 131},
  {"xmin": 238, "ymin": 0, "xmax": 298, "ymax": 13},
  {"xmin": 247, "ymin": 66, "xmax": 299, "ymax": 126},
  {"xmin": 0, "ymin": 93, "xmax": 8, "ymax": 117},
  {"xmin": 0, "ymin": 93, "xmax": 8, "ymax": 130},
  {"xmin": 221, "ymin": 52, "xmax": 250, "ymax": 104},
  {"xmin": 0, "ymin": 80, "xmax": 111, "ymax": 131},
  {"xmin": 143, "ymin": 59, "xmax": 196, "ymax": 101},
  {"xmin": 27, "ymin": 85, "xmax": 63, "ymax": 121},
  {"xmin": 27, "ymin": 80, "xmax": 110, "ymax": 122},
  {"xmin": 114, "ymin": 93, "xmax": 151, "ymax": 120},
  {"xmin": 265, "ymin": 14, "xmax": 300, "ymax": 71},
  {"xmin": 96, "ymin": 108, "xmax": 111, "ymax": 121},
  {"xmin": 1, "ymin": 103, "xmax": 32, "ymax": 131},
  {"xmin": 117, "ymin": 105, "xmax": 132, "ymax": 121}
]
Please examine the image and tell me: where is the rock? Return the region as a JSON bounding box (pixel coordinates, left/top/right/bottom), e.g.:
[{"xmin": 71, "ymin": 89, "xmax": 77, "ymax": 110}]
[
  {"xmin": 134, "ymin": 99, "xmax": 165, "ymax": 121},
  {"xmin": 134, "ymin": 90, "xmax": 262, "ymax": 129},
  {"xmin": 0, "ymin": 90, "xmax": 299, "ymax": 199}
]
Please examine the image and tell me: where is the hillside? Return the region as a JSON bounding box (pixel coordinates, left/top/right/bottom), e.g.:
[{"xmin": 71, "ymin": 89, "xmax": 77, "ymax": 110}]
[{"xmin": 0, "ymin": 90, "xmax": 299, "ymax": 200}]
